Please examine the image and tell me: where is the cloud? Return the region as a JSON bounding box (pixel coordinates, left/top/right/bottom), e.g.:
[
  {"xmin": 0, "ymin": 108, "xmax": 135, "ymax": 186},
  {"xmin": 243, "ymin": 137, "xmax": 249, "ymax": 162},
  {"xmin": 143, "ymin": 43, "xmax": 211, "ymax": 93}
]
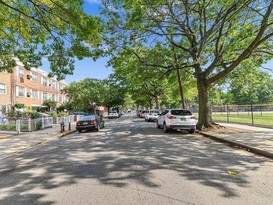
[
  {"xmin": 41, "ymin": 57, "xmax": 49, "ymax": 62},
  {"xmin": 85, "ymin": 0, "xmax": 101, "ymax": 4}
]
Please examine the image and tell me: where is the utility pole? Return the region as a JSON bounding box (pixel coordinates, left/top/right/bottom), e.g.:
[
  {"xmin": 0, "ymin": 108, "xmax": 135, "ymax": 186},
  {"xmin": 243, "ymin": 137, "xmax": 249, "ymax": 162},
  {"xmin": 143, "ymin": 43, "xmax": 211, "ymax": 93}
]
[{"xmin": 171, "ymin": 35, "xmax": 186, "ymax": 109}]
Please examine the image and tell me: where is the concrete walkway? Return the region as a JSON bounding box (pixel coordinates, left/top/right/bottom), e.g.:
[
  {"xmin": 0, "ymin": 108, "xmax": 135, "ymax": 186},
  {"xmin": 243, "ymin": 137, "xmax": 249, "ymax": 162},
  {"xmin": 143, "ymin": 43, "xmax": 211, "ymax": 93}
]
[
  {"xmin": 0, "ymin": 123, "xmax": 76, "ymax": 160},
  {"xmin": 200, "ymin": 122, "xmax": 273, "ymax": 159}
]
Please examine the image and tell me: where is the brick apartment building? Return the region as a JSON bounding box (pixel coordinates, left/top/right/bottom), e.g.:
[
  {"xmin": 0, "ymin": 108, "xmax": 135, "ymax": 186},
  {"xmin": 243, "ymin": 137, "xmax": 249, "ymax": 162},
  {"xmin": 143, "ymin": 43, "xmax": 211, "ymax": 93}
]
[{"xmin": 0, "ymin": 61, "xmax": 68, "ymax": 113}]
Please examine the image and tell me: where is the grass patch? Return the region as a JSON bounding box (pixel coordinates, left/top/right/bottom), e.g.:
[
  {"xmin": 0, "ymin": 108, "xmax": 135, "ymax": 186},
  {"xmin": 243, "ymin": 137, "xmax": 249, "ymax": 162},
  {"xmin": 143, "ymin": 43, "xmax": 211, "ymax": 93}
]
[{"xmin": 212, "ymin": 112, "xmax": 273, "ymax": 127}]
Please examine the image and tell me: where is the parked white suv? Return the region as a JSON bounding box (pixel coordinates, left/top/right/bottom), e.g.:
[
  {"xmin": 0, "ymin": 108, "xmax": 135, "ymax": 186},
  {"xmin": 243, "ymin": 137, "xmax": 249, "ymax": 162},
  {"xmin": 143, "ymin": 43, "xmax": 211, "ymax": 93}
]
[
  {"xmin": 108, "ymin": 111, "xmax": 119, "ymax": 119},
  {"xmin": 145, "ymin": 109, "xmax": 160, "ymax": 122},
  {"xmin": 157, "ymin": 109, "xmax": 196, "ymax": 133}
]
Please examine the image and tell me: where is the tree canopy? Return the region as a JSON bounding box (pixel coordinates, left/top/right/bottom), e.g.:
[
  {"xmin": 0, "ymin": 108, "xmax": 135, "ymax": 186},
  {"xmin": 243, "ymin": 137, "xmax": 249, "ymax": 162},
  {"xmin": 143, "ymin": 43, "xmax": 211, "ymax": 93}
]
[
  {"xmin": 63, "ymin": 77, "xmax": 126, "ymax": 112},
  {"xmin": 96, "ymin": 0, "xmax": 273, "ymax": 129},
  {"xmin": 0, "ymin": 0, "xmax": 100, "ymax": 79}
]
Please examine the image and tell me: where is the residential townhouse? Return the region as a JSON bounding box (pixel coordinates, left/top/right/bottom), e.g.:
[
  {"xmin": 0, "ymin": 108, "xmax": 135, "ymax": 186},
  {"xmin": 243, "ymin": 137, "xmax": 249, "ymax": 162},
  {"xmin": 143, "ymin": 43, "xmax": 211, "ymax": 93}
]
[{"xmin": 0, "ymin": 61, "xmax": 68, "ymax": 113}]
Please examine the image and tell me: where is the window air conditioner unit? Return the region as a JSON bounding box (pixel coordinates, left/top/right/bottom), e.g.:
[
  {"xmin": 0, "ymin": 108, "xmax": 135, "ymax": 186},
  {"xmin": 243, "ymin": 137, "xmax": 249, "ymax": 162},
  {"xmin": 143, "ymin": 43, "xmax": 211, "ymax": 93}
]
[
  {"xmin": 27, "ymin": 75, "xmax": 32, "ymax": 79},
  {"xmin": 27, "ymin": 92, "xmax": 31, "ymax": 97}
]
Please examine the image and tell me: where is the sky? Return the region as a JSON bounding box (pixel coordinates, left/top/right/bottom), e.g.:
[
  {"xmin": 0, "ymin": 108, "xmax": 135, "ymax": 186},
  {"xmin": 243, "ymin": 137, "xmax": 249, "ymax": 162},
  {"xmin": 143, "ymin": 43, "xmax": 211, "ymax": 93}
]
[{"xmin": 41, "ymin": 0, "xmax": 112, "ymax": 84}]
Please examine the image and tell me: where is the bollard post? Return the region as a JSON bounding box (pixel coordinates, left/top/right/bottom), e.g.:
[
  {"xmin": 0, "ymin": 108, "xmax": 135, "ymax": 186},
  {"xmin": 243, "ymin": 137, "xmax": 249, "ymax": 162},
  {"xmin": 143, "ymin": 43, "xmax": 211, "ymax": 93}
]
[
  {"xmin": 60, "ymin": 121, "xmax": 65, "ymax": 133},
  {"xmin": 68, "ymin": 116, "xmax": 71, "ymax": 130}
]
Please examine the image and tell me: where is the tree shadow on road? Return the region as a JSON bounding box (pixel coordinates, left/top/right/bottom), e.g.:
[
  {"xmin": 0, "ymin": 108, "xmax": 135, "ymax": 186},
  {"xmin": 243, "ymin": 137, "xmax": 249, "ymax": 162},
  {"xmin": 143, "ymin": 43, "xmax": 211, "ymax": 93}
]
[{"xmin": 0, "ymin": 123, "xmax": 268, "ymax": 204}]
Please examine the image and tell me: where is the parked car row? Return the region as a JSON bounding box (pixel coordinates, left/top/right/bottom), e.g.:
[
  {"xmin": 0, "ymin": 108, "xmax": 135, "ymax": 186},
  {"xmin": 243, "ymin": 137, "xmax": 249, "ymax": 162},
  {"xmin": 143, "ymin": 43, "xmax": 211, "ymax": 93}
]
[{"xmin": 139, "ymin": 108, "xmax": 196, "ymax": 134}]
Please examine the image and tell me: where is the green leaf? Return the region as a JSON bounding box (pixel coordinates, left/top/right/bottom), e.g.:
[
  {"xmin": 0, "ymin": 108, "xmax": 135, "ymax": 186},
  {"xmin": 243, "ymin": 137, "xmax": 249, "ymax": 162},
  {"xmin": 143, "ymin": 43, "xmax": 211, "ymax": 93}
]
[{"xmin": 226, "ymin": 170, "xmax": 240, "ymax": 176}]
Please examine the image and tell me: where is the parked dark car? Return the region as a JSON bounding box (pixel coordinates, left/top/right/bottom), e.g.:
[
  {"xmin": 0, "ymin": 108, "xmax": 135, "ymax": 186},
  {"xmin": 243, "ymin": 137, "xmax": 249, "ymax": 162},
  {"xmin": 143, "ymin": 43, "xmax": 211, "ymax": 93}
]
[
  {"xmin": 76, "ymin": 115, "xmax": 105, "ymax": 133},
  {"xmin": 72, "ymin": 111, "xmax": 86, "ymax": 115}
]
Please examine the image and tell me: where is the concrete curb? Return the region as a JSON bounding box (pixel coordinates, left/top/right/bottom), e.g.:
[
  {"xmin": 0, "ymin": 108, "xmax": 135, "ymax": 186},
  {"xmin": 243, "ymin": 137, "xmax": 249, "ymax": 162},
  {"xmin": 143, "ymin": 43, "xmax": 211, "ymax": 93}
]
[
  {"xmin": 57, "ymin": 130, "xmax": 77, "ymax": 138},
  {"xmin": 197, "ymin": 131, "xmax": 273, "ymax": 160}
]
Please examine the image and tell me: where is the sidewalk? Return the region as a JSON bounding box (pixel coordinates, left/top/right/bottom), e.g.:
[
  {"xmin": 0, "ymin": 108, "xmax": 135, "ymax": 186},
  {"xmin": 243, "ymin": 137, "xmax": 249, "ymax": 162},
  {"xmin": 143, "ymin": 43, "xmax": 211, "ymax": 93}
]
[
  {"xmin": 0, "ymin": 123, "xmax": 76, "ymax": 160},
  {"xmin": 200, "ymin": 122, "xmax": 273, "ymax": 159}
]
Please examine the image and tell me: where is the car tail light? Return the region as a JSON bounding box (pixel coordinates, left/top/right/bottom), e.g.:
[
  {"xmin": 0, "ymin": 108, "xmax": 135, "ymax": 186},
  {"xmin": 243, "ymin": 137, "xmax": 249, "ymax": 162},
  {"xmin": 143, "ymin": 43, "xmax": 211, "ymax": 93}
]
[
  {"xmin": 167, "ymin": 115, "xmax": 176, "ymax": 119},
  {"xmin": 90, "ymin": 120, "xmax": 96, "ymax": 125},
  {"xmin": 76, "ymin": 121, "xmax": 80, "ymax": 126},
  {"xmin": 190, "ymin": 116, "xmax": 195, "ymax": 119}
]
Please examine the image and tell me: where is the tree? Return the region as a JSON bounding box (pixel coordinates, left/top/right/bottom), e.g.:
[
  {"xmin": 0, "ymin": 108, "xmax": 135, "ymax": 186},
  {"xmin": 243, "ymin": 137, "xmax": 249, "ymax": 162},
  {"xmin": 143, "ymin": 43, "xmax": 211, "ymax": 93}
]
[
  {"xmin": 97, "ymin": 0, "xmax": 273, "ymax": 130},
  {"xmin": 103, "ymin": 74, "xmax": 128, "ymax": 111},
  {"xmin": 0, "ymin": 0, "xmax": 100, "ymax": 79},
  {"xmin": 111, "ymin": 49, "xmax": 169, "ymax": 109},
  {"xmin": 43, "ymin": 99, "xmax": 57, "ymax": 111},
  {"xmin": 63, "ymin": 76, "xmax": 127, "ymax": 113},
  {"xmin": 63, "ymin": 78, "xmax": 107, "ymax": 113},
  {"xmin": 228, "ymin": 69, "xmax": 273, "ymax": 104}
]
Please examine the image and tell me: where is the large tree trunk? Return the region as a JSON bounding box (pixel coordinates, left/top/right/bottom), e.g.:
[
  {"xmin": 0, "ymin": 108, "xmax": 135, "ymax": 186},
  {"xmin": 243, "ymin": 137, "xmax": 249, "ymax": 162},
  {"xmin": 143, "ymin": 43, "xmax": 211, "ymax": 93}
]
[{"xmin": 196, "ymin": 79, "xmax": 213, "ymax": 130}]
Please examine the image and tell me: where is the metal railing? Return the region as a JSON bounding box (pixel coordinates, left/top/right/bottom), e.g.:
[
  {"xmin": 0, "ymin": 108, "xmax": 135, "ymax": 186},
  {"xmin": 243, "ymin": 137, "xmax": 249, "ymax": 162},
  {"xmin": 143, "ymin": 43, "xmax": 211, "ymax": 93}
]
[{"xmin": 211, "ymin": 103, "xmax": 273, "ymax": 127}]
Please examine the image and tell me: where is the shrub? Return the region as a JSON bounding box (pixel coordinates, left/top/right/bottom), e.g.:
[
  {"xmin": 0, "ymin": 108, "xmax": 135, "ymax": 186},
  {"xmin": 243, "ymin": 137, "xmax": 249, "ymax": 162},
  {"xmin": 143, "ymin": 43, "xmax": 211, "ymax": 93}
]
[
  {"xmin": 0, "ymin": 124, "xmax": 16, "ymax": 131},
  {"xmin": 30, "ymin": 112, "xmax": 41, "ymax": 119}
]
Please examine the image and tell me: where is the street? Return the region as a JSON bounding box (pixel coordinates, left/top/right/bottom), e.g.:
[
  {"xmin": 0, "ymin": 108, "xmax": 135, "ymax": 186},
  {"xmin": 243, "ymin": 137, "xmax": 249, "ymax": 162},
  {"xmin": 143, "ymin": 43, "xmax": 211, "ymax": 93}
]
[{"xmin": 0, "ymin": 114, "xmax": 272, "ymax": 205}]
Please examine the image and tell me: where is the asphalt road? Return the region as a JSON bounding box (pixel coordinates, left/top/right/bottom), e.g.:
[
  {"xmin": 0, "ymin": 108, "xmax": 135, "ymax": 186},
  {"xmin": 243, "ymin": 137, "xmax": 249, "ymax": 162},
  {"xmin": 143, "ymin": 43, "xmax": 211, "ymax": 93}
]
[{"xmin": 0, "ymin": 114, "xmax": 272, "ymax": 205}]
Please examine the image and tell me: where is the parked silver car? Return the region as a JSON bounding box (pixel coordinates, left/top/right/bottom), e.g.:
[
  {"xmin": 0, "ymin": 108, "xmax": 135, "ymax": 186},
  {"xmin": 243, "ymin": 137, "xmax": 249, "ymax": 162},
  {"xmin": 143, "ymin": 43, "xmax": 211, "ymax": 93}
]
[
  {"xmin": 140, "ymin": 110, "xmax": 149, "ymax": 118},
  {"xmin": 157, "ymin": 109, "xmax": 196, "ymax": 133},
  {"xmin": 145, "ymin": 109, "xmax": 160, "ymax": 122}
]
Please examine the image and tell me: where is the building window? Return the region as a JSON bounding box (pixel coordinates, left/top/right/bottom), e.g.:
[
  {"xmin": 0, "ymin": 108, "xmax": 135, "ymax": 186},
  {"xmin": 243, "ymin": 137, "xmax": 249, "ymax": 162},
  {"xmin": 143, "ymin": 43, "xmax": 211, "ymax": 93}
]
[
  {"xmin": 52, "ymin": 94, "xmax": 55, "ymax": 101},
  {"xmin": 43, "ymin": 92, "xmax": 47, "ymax": 100},
  {"xmin": 18, "ymin": 86, "xmax": 25, "ymax": 97},
  {"xmin": 32, "ymin": 90, "xmax": 39, "ymax": 99},
  {"xmin": 0, "ymin": 84, "xmax": 6, "ymax": 94},
  {"xmin": 18, "ymin": 68, "xmax": 24, "ymax": 78},
  {"xmin": 59, "ymin": 84, "xmax": 63, "ymax": 91},
  {"xmin": 32, "ymin": 73, "xmax": 38, "ymax": 83},
  {"xmin": 42, "ymin": 77, "xmax": 47, "ymax": 86},
  {"xmin": 59, "ymin": 96, "xmax": 62, "ymax": 103},
  {"xmin": 51, "ymin": 81, "xmax": 56, "ymax": 88}
]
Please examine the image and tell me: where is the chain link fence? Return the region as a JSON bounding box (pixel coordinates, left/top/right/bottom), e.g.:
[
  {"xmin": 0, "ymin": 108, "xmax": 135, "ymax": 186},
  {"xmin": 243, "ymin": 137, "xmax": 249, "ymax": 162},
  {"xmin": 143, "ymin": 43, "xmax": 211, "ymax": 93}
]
[{"xmin": 211, "ymin": 103, "xmax": 273, "ymax": 127}]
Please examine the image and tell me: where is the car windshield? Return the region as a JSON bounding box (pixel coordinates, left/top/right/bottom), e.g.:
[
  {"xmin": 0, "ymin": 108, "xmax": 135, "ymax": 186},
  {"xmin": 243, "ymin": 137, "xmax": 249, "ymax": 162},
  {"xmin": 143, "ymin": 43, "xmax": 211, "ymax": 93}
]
[
  {"xmin": 171, "ymin": 110, "xmax": 192, "ymax": 116},
  {"xmin": 150, "ymin": 110, "xmax": 159, "ymax": 114},
  {"xmin": 80, "ymin": 116, "xmax": 96, "ymax": 121}
]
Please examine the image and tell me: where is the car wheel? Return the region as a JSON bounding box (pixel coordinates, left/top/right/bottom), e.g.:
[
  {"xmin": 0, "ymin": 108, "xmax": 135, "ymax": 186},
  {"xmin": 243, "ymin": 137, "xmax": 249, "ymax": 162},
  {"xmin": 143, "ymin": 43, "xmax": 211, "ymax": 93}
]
[
  {"xmin": 163, "ymin": 122, "xmax": 169, "ymax": 133},
  {"xmin": 189, "ymin": 129, "xmax": 195, "ymax": 134},
  {"xmin": 78, "ymin": 129, "xmax": 82, "ymax": 133},
  {"xmin": 156, "ymin": 121, "xmax": 161, "ymax": 129}
]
